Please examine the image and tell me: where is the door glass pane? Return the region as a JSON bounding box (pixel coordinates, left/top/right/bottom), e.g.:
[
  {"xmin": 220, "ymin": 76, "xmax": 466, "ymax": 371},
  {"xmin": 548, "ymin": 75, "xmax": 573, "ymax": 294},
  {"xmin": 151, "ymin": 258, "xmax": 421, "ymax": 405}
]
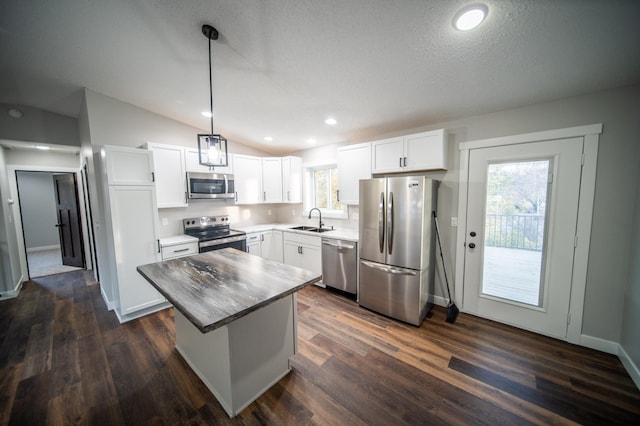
[{"xmin": 482, "ymin": 160, "xmax": 550, "ymax": 306}]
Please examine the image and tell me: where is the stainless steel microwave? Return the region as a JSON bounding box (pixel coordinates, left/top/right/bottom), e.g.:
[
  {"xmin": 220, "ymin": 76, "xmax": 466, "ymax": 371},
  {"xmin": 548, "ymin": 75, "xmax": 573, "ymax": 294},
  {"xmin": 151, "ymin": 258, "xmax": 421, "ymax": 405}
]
[{"xmin": 186, "ymin": 172, "xmax": 235, "ymax": 199}]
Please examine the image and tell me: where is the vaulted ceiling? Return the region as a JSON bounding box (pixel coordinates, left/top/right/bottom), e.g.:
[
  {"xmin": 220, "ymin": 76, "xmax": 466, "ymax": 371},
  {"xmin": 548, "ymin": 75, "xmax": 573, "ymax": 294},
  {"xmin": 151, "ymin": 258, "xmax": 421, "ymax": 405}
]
[{"xmin": 2, "ymin": 0, "xmax": 640, "ymax": 154}]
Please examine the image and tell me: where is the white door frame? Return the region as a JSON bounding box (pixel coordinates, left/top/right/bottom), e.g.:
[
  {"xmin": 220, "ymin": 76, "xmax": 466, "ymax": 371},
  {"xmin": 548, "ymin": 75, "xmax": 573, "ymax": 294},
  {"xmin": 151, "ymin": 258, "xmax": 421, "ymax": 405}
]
[
  {"xmin": 9, "ymin": 165, "xmax": 93, "ymax": 281},
  {"xmin": 455, "ymin": 124, "xmax": 602, "ymax": 344}
]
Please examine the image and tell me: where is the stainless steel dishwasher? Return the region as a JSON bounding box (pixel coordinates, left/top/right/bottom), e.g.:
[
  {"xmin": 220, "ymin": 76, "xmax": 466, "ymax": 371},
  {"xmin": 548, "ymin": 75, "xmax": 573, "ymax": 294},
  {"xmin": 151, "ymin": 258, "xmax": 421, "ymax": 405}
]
[{"xmin": 321, "ymin": 238, "xmax": 357, "ymax": 296}]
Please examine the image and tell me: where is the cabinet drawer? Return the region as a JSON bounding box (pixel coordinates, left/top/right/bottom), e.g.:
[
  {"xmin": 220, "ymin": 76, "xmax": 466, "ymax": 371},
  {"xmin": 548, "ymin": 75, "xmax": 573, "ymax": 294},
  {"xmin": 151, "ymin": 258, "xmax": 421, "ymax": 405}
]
[
  {"xmin": 283, "ymin": 231, "xmax": 321, "ymax": 247},
  {"xmin": 161, "ymin": 242, "xmax": 198, "ymax": 260}
]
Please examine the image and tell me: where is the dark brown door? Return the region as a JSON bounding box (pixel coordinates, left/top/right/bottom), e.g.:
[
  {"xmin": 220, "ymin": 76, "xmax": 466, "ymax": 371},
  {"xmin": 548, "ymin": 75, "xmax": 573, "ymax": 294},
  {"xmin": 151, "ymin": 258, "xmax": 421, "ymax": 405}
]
[{"xmin": 54, "ymin": 173, "xmax": 85, "ymax": 268}]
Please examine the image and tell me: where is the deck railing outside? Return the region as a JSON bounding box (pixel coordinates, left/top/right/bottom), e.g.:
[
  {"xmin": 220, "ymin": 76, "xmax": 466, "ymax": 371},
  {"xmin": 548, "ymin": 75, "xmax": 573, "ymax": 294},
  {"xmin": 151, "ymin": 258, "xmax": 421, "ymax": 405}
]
[{"xmin": 484, "ymin": 214, "xmax": 545, "ymax": 251}]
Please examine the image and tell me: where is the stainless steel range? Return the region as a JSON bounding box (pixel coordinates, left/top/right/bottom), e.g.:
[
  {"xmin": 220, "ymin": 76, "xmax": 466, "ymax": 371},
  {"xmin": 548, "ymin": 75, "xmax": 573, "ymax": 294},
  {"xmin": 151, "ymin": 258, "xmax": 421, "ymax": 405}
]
[{"xmin": 183, "ymin": 215, "xmax": 246, "ymax": 253}]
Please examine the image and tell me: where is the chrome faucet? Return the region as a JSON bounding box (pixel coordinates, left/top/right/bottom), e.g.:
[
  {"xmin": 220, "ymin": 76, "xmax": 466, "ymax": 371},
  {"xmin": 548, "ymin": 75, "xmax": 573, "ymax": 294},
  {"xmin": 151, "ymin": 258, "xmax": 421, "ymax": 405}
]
[{"xmin": 308, "ymin": 208, "xmax": 324, "ymax": 229}]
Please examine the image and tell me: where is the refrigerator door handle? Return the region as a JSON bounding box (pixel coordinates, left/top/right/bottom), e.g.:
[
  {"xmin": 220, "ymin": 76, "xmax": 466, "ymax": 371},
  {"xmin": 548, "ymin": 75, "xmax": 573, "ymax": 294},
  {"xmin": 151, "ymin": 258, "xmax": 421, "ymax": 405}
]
[
  {"xmin": 378, "ymin": 192, "xmax": 385, "ymax": 253},
  {"xmin": 361, "ymin": 260, "xmax": 416, "ymax": 276},
  {"xmin": 387, "ymin": 191, "xmax": 394, "ymax": 255}
]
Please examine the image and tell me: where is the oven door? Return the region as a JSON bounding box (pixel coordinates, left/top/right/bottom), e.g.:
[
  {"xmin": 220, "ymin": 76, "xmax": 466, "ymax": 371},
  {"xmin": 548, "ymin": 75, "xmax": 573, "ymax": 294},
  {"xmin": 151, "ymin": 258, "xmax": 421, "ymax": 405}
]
[
  {"xmin": 187, "ymin": 172, "xmax": 235, "ymax": 199},
  {"xmin": 199, "ymin": 235, "xmax": 247, "ymax": 253}
]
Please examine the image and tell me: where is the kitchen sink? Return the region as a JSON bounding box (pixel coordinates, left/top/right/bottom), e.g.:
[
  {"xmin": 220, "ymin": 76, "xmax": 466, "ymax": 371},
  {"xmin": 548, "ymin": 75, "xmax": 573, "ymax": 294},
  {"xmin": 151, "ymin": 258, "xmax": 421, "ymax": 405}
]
[
  {"xmin": 289, "ymin": 225, "xmax": 317, "ymax": 231},
  {"xmin": 289, "ymin": 226, "xmax": 333, "ymax": 233}
]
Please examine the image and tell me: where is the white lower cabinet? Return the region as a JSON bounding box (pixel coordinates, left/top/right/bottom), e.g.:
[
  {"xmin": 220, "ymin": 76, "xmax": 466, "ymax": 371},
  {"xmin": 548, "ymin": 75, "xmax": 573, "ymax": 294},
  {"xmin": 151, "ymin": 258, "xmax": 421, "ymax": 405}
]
[
  {"xmin": 246, "ymin": 232, "xmax": 262, "ymax": 256},
  {"xmin": 160, "ymin": 240, "xmax": 198, "ymax": 260},
  {"xmin": 283, "ymin": 232, "xmax": 322, "ymax": 276},
  {"xmin": 245, "ymin": 230, "xmax": 284, "ymax": 263}
]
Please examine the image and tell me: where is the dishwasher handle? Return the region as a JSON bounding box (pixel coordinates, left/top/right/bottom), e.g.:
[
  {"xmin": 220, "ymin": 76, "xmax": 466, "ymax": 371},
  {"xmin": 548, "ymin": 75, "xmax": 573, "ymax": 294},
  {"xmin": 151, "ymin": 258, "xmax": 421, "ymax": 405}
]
[{"xmin": 322, "ymin": 240, "xmax": 355, "ymax": 250}]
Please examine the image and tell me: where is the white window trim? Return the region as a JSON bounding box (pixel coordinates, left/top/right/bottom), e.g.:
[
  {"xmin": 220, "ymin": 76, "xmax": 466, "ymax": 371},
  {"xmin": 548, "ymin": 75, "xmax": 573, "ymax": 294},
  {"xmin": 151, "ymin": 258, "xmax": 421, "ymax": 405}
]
[{"xmin": 303, "ymin": 162, "xmax": 348, "ymax": 219}]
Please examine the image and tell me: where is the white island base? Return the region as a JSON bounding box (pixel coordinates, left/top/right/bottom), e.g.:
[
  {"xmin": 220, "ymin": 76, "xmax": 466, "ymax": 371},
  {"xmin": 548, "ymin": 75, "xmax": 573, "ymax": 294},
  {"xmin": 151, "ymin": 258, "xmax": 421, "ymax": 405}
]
[{"xmin": 174, "ymin": 295, "xmax": 297, "ymax": 418}]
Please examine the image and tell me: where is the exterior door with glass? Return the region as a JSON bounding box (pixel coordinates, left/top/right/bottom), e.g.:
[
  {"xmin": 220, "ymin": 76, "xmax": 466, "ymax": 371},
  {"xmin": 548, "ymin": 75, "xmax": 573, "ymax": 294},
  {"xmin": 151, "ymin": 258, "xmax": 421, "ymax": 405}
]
[{"xmin": 463, "ymin": 137, "xmax": 583, "ymax": 339}]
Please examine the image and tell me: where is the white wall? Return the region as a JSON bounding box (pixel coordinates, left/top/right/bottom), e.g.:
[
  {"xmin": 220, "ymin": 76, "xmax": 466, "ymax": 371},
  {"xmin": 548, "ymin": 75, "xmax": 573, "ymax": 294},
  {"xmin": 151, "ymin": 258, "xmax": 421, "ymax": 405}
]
[
  {"xmin": 15, "ymin": 172, "xmax": 59, "ymax": 249},
  {"xmin": 0, "ymin": 148, "xmax": 22, "ymax": 293},
  {"xmin": 0, "ymin": 103, "xmax": 80, "ymax": 146},
  {"xmin": 621, "ymin": 160, "xmax": 640, "ymax": 375}
]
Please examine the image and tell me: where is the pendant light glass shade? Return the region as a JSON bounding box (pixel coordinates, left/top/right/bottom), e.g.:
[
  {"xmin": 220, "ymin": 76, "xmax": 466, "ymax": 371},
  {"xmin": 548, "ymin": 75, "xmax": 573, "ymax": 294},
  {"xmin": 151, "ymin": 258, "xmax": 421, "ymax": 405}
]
[
  {"xmin": 198, "ymin": 24, "xmax": 228, "ymax": 169},
  {"xmin": 197, "ymin": 133, "xmax": 228, "ymax": 167}
]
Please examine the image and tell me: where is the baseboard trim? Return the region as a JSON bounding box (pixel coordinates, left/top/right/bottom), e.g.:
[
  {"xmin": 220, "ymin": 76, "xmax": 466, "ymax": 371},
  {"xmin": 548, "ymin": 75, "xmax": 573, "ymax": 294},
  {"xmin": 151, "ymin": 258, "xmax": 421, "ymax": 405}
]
[
  {"xmin": 580, "ymin": 334, "xmax": 619, "ymax": 355},
  {"xmin": 0, "ymin": 276, "xmax": 25, "ymax": 300},
  {"xmin": 433, "ymin": 295, "xmax": 448, "ymax": 307},
  {"xmin": 100, "ymin": 286, "xmax": 114, "ymax": 311},
  {"xmin": 618, "ymin": 345, "xmax": 640, "ymax": 390},
  {"xmin": 26, "ymin": 245, "xmax": 59, "ymax": 253}
]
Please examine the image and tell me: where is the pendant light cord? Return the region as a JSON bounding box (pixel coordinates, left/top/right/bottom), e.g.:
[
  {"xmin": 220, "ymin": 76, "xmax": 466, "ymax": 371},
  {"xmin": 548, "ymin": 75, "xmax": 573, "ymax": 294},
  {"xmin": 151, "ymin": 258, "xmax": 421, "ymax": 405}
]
[{"xmin": 208, "ymin": 35, "xmax": 214, "ymax": 135}]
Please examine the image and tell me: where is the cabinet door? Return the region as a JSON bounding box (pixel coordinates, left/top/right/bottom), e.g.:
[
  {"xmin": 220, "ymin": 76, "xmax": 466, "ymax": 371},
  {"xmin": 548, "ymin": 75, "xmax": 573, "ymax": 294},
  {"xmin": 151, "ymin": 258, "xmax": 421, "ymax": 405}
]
[
  {"xmin": 299, "ymin": 244, "xmax": 322, "ymax": 276},
  {"xmin": 146, "ymin": 144, "xmax": 187, "ymax": 208},
  {"xmin": 233, "ymin": 155, "xmax": 263, "ymax": 204},
  {"xmin": 103, "ymin": 146, "xmax": 154, "ymax": 185},
  {"xmin": 337, "ymin": 143, "xmax": 371, "ymax": 204},
  {"xmin": 282, "ymin": 156, "xmax": 302, "ymax": 203},
  {"xmin": 371, "ymin": 137, "xmax": 404, "ymax": 174},
  {"xmin": 404, "ymin": 129, "xmax": 447, "ymax": 171},
  {"xmin": 260, "ymin": 231, "xmax": 273, "ymax": 259},
  {"xmin": 283, "ymin": 240, "xmax": 302, "ymax": 268},
  {"xmin": 108, "ymin": 185, "xmax": 164, "ymax": 315},
  {"xmin": 185, "ymin": 148, "xmax": 234, "ymax": 174},
  {"xmin": 262, "ymin": 158, "xmax": 283, "ymax": 203},
  {"xmin": 270, "ymin": 230, "xmax": 284, "ymax": 263}
]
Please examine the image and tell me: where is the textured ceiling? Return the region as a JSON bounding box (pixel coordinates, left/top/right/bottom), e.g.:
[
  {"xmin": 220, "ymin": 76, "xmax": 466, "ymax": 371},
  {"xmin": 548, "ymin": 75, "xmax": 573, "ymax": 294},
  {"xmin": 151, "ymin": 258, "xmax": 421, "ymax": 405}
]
[{"xmin": 1, "ymin": 0, "xmax": 640, "ymax": 154}]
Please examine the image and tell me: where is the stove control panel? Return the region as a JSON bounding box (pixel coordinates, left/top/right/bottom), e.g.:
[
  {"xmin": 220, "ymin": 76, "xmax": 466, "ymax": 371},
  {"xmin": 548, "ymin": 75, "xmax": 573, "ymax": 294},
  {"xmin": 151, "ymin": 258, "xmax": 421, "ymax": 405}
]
[{"xmin": 183, "ymin": 215, "xmax": 230, "ymax": 230}]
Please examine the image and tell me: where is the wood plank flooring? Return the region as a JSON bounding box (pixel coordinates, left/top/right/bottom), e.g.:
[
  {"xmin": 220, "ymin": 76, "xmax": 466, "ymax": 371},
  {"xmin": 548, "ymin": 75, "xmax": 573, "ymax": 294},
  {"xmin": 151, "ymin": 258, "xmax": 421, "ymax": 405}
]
[{"xmin": 1, "ymin": 270, "xmax": 638, "ymax": 425}]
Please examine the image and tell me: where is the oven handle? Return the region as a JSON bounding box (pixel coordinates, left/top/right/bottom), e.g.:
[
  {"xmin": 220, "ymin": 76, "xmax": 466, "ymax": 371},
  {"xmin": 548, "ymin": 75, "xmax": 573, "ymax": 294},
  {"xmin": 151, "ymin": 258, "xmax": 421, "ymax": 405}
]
[{"xmin": 199, "ymin": 234, "xmax": 247, "ymax": 249}]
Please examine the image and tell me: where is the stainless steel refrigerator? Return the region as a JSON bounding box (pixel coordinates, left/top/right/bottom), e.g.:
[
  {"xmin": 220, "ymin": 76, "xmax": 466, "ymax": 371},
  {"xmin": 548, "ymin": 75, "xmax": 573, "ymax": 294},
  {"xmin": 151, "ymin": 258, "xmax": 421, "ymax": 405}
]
[{"xmin": 359, "ymin": 176, "xmax": 439, "ymax": 326}]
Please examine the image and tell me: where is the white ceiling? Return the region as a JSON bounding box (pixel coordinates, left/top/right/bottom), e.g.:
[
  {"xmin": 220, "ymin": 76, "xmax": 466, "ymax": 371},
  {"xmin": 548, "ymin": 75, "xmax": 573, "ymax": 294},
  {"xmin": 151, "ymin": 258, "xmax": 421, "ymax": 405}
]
[{"xmin": 1, "ymin": 0, "xmax": 640, "ymax": 154}]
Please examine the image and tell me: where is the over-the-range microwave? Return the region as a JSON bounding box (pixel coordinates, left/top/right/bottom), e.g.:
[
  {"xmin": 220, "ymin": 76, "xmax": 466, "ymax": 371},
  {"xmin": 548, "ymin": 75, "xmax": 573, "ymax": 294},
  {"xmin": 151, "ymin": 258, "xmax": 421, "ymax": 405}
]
[{"xmin": 186, "ymin": 172, "xmax": 235, "ymax": 200}]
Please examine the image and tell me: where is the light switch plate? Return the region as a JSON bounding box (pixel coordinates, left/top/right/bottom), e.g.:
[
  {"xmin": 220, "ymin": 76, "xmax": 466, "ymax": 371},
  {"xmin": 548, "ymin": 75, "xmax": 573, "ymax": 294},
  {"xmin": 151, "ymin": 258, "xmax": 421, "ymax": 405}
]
[{"xmin": 451, "ymin": 217, "xmax": 458, "ymax": 227}]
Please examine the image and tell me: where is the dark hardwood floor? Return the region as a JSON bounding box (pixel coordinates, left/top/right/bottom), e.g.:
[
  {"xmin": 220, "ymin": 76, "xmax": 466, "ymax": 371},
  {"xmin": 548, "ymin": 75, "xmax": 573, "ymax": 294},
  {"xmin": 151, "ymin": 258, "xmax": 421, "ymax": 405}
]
[{"xmin": 1, "ymin": 270, "xmax": 639, "ymax": 425}]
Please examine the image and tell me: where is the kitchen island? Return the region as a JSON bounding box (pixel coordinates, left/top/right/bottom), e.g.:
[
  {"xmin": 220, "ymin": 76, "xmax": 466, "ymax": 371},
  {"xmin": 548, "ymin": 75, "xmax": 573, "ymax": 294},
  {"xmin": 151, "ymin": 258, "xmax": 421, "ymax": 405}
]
[{"xmin": 136, "ymin": 248, "xmax": 321, "ymax": 417}]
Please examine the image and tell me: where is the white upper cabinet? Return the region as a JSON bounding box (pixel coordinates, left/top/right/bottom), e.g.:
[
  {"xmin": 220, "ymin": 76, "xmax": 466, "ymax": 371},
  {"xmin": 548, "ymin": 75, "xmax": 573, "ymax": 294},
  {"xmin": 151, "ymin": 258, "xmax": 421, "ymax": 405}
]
[
  {"xmin": 185, "ymin": 148, "xmax": 233, "ymax": 175},
  {"xmin": 337, "ymin": 143, "xmax": 371, "ymax": 205},
  {"xmin": 103, "ymin": 145, "xmax": 155, "ymax": 186},
  {"xmin": 371, "ymin": 137, "xmax": 404, "ymax": 174},
  {"xmin": 403, "ymin": 129, "xmax": 448, "ymax": 172},
  {"xmin": 262, "ymin": 157, "xmax": 283, "ymax": 203},
  {"xmin": 233, "ymin": 154, "xmax": 263, "ymax": 204},
  {"xmin": 371, "ymin": 129, "xmax": 448, "ymax": 174},
  {"xmin": 282, "ymin": 156, "xmax": 302, "ymax": 203},
  {"xmin": 142, "ymin": 143, "xmax": 187, "ymax": 208}
]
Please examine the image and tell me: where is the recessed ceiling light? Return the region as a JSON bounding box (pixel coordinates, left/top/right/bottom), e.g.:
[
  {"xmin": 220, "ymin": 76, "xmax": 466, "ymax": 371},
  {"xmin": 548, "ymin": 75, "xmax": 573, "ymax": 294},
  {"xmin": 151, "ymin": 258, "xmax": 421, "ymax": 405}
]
[
  {"xmin": 453, "ymin": 4, "xmax": 488, "ymax": 31},
  {"xmin": 201, "ymin": 111, "xmax": 213, "ymax": 118},
  {"xmin": 325, "ymin": 117, "xmax": 337, "ymax": 125},
  {"xmin": 8, "ymin": 108, "xmax": 23, "ymax": 119},
  {"xmin": 264, "ymin": 136, "xmax": 273, "ymax": 142},
  {"xmin": 35, "ymin": 145, "xmax": 50, "ymax": 150},
  {"xmin": 306, "ymin": 138, "xmax": 316, "ymax": 144}
]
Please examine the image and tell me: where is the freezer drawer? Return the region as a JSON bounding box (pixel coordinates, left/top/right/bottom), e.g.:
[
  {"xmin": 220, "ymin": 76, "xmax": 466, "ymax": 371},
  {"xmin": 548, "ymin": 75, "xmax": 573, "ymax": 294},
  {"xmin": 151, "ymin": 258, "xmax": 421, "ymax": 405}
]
[
  {"xmin": 321, "ymin": 239, "xmax": 357, "ymax": 295},
  {"xmin": 359, "ymin": 260, "xmax": 432, "ymax": 326}
]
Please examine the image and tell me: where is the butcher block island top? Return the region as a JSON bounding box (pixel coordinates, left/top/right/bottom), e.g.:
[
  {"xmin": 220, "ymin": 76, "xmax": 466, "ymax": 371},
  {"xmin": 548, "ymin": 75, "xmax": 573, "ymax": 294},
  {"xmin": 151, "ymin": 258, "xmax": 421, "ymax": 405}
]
[{"xmin": 136, "ymin": 248, "xmax": 321, "ymax": 333}]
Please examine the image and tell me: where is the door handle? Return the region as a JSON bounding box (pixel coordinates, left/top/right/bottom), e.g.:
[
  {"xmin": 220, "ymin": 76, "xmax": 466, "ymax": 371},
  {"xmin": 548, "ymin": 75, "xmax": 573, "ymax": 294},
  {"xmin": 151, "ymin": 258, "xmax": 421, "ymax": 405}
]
[
  {"xmin": 54, "ymin": 224, "xmax": 64, "ymax": 227},
  {"xmin": 361, "ymin": 260, "xmax": 416, "ymax": 276},
  {"xmin": 336, "ymin": 189, "xmax": 340, "ymax": 203},
  {"xmin": 468, "ymin": 243, "xmax": 476, "ymax": 249},
  {"xmin": 403, "ymin": 157, "xmax": 407, "ymax": 167},
  {"xmin": 387, "ymin": 191, "xmax": 394, "ymax": 255},
  {"xmin": 378, "ymin": 192, "xmax": 385, "ymax": 253}
]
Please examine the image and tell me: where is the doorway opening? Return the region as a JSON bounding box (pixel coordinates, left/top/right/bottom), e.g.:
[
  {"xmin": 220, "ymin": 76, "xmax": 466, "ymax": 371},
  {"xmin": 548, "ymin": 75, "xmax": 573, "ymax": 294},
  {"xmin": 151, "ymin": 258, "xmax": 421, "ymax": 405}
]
[{"xmin": 16, "ymin": 171, "xmax": 85, "ymax": 278}]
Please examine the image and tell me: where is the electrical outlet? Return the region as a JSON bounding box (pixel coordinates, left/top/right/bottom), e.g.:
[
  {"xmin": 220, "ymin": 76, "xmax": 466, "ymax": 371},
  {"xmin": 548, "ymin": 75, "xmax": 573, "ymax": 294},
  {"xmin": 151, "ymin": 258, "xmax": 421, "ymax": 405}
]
[
  {"xmin": 162, "ymin": 217, "xmax": 168, "ymax": 226},
  {"xmin": 268, "ymin": 209, "xmax": 272, "ymax": 216},
  {"xmin": 451, "ymin": 217, "xmax": 458, "ymax": 227},
  {"xmin": 352, "ymin": 212, "xmax": 359, "ymax": 220}
]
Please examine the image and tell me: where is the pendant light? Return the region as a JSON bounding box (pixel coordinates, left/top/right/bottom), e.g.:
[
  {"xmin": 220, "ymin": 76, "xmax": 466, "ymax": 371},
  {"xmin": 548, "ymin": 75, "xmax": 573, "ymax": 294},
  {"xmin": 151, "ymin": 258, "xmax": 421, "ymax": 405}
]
[{"xmin": 198, "ymin": 24, "xmax": 228, "ymax": 169}]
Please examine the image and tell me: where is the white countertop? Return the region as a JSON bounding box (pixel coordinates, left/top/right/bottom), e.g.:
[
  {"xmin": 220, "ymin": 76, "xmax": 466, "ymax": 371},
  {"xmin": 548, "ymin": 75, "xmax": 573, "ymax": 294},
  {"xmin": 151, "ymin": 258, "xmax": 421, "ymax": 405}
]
[
  {"xmin": 235, "ymin": 223, "xmax": 359, "ymax": 242},
  {"xmin": 158, "ymin": 235, "xmax": 198, "ymax": 247}
]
